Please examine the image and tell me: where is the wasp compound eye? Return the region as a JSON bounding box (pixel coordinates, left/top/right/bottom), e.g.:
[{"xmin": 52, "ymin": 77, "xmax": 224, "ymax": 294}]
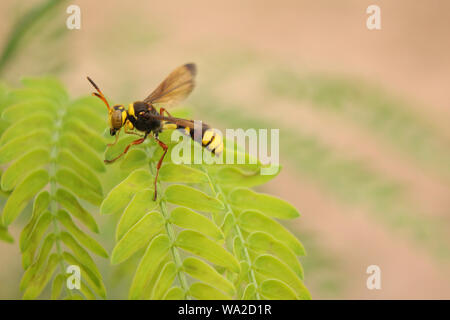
[{"xmin": 110, "ymin": 128, "xmax": 116, "ymax": 136}]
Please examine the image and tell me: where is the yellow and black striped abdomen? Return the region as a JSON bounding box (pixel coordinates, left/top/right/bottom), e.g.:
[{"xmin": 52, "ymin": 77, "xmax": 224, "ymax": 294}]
[
  {"xmin": 163, "ymin": 121, "xmax": 223, "ymax": 155},
  {"xmin": 200, "ymin": 127, "xmax": 223, "ymax": 155}
]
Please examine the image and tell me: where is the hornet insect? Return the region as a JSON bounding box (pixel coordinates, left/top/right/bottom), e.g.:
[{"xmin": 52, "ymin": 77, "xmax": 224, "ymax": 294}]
[{"xmin": 87, "ymin": 63, "xmax": 222, "ymax": 200}]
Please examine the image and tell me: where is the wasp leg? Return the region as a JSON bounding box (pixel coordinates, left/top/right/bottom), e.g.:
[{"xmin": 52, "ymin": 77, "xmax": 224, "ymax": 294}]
[
  {"xmin": 107, "ymin": 129, "xmax": 121, "ymax": 147},
  {"xmin": 124, "ymin": 128, "xmax": 144, "ymax": 137},
  {"xmin": 159, "ymin": 107, "xmax": 173, "ymax": 117},
  {"xmin": 104, "ymin": 133, "xmax": 148, "ymax": 164},
  {"xmin": 152, "ymin": 136, "xmax": 168, "ymax": 201}
]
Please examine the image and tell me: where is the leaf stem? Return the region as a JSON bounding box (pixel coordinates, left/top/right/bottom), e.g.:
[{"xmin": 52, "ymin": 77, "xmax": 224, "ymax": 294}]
[
  {"xmin": 49, "ymin": 108, "xmax": 70, "ymax": 297},
  {"xmin": 146, "ymin": 143, "xmax": 190, "ymax": 298},
  {"xmin": 201, "ymin": 166, "xmax": 261, "ymax": 300}
]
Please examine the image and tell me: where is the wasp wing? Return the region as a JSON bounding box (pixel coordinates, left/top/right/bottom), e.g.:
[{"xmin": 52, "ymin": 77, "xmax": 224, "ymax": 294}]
[
  {"xmin": 144, "ymin": 63, "xmax": 196, "ymax": 107},
  {"xmin": 153, "ymin": 115, "xmax": 208, "ymax": 139}
]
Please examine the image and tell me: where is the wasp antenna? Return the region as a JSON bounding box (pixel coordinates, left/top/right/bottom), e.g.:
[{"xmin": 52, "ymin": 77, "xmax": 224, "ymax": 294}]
[
  {"xmin": 87, "ymin": 76, "xmax": 111, "ymax": 111},
  {"xmin": 92, "ymin": 92, "xmax": 102, "ymax": 99},
  {"xmin": 86, "ymin": 76, "xmax": 99, "ymax": 90}
]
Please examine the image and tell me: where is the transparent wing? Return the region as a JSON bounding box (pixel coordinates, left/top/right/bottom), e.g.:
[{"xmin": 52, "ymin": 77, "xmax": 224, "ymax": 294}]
[{"xmin": 143, "ymin": 63, "xmax": 196, "ymax": 107}]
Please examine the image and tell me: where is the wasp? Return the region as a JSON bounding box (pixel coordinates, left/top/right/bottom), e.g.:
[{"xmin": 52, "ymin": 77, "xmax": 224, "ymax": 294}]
[{"xmin": 87, "ymin": 63, "xmax": 223, "ymax": 200}]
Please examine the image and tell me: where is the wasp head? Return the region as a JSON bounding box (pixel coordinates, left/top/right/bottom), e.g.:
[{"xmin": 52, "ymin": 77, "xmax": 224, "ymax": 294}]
[
  {"xmin": 87, "ymin": 77, "xmax": 126, "ymax": 137},
  {"xmin": 109, "ymin": 105, "xmax": 127, "ymax": 135}
]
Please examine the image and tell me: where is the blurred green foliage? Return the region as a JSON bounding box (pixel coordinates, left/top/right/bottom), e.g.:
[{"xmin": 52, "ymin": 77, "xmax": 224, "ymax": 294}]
[
  {"xmin": 267, "ymin": 69, "xmax": 450, "ymax": 181},
  {"xmin": 0, "ymin": 0, "xmax": 69, "ymax": 79},
  {"xmin": 0, "ymin": 78, "xmax": 109, "ymax": 299}
]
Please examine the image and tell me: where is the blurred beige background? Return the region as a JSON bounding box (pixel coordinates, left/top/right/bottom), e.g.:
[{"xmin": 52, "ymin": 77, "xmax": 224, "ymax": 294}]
[{"xmin": 0, "ymin": 0, "xmax": 449, "ymax": 299}]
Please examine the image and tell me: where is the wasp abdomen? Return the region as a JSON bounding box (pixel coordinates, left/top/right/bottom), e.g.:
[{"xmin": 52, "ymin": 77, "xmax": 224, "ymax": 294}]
[
  {"xmin": 201, "ymin": 128, "xmax": 223, "ymax": 155},
  {"xmin": 173, "ymin": 123, "xmax": 223, "ymax": 155}
]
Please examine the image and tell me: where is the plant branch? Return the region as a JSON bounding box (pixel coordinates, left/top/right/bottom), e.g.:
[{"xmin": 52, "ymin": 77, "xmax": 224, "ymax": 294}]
[
  {"xmin": 49, "ymin": 107, "xmax": 70, "ymax": 297},
  {"xmin": 201, "ymin": 166, "xmax": 261, "ymax": 300},
  {"xmin": 146, "ymin": 143, "xmax": 190, "ymax": 298}
]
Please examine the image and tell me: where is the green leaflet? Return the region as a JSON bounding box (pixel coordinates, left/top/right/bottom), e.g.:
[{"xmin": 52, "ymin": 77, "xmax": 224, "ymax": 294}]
[
  {"xmin": 104, "ymin": 135, "xmax": 140, "ymax": 161},
  {"xmin": 221, "ymin": 212, "xmax": 235, "ymax": 238},
  {"xmin": 20, "ymin": 78, "xmax": 68, "ymax": 102},
  {"xmin": 141, "ymin": 255, "xmax": 172, "ymax": 300},
  {"xmin": 61, "ymin": 118, "xmax": 106, "ymax": 153},
  {"xmin": 238, "ymin": 210, "xmax": 305, "ymax": 256},
  {"xmin": 233, "ymin": 236, "xmax": 245, "ymax": 262},
  {"xmin": 1, "ymin": 99, "xmax": 57, "ymax": 122},
  {"xmin": 259, "ymin": 279, "xmax": 298, "ymax": 300},
  {"xmin": 59, "ymin": 231, "xmax": 102, "ymax": 280},
  {"xmin": 55, "ymin": 188, "xmax": 99, "ymax": 233},
  {"xmin": 21, "ymin": 211, "xmax": 52, "ymax": 269},
  {"xmin": 189, "ymin": 282, "xmax": 232, "ymax": 300},
  {"xmin": 55, "ymin": 168, "xmax": 103, "ymax": 206},
  {"xmin": 19, "ymin": 190, "xmax": 50, "ymax": 251},
  {"xmin": 170, "ymin": 207, "xmax": 224, "ymax": 241},
  {"xmin": 66, "ymin": 105, "xmax": 106, "ymax": 133},
  {"xmin": 149, "ymin": 137, "xmax": 178, "ymax": 164},
  {"xmin": 56, "ymin": 150, "xmax": 103, "ymax": 192},
  {"xmin": 116, "ymin": 189, "xmax": 158, "ymax": 241},
  {"xmin": 0, "ymin": 84, "xmax": 7, "ymax": 106},
  {"xmin": 56, "ymin": 210, "xmax": 108, "ymax": 258},
  {"xmin": 228, "ymin": 187, "xmax": 300, "ymax": 219},
  {"xmin": 59, "ymin": 132, "xmax": 105, "ymax": 172},
  {"xmin": 0, "ymin": 119, "xmax": 9, "ymax": 139},
  {"xmin": 0, "ymin": 148, "xmax": 50, "ymax": 191},
  {"xmin": 0, "ymin": 226, "xmax": 13, "ymax": 243},
  {"xmin": 67, "ymin": 95, "xmax": 104, "ymax": 111},
  {"xmin": 150, "ymin": 261, "xmax": 177, "ymax": 300},
  {"xmin": 23, "ymin": 253, "xmax": 60, "ymax": 300},
  {"xmin": 20, "ymin": 234, "xmax": 55, "ymax": 291},
  {"xmin": 253, "ymin": 254, "xmax": 311, "ymax": 300},
  {"xmin": 129, "ymin": 234, "xmax": 170, "ymax": 300},
  {"xmin": 0, "ymin": 112, "xmax": 54, "ymax": 145},
  {"xmin": 247, "ymin": 231, "xmax": 304, "ymax": 279},
  {"xmin": 101, "ymin": 168, "xmax": 154, "ymax": 215},
  {"xmin": 0, "ymin": 129, "xmax": 52, "ymax": 164},
  {"xmin": 175, "ymin": 230, "xmax": 240, "ymax": 273},
  {"xmin": 164, "ymin": 185, "xmax": 225, "ymax": 213},
  {"xmin": 61, "ymin": 251, "xmax": 107, "ymax": 299},
  {"xmin": 242, "ymin": 283, "xmax": 257, "ymax": 300},
  {"xmin": 51, "ymin": 274, "xmax": 65, "ymax": 300},
  {"xmin": 159, "ymin": 163, "xmax": 209, "ymax": 184},
  {"xmin": 1, "ymin": 169, "xmax": 49, "ymax": 226},
  {"xmin": 237, "ymin": 261, "xmax": 250, "ymax": 286},
  {"xmin": 0, "ymin": 225, "xmax": 14, "ymax": 243},
  {"xmin": 120, "ymin": 149, "xmax": 148, "ymax": 171},
  {"xmin": 111, "ymin": 211, "xmax": 165, "ymax": 264},
  {"xmin": 182, "ymin": 257, "xmax": 235, "ymax": 296},
  {"xmin": 214, "ymin": 167, "xmax": 278, "ymax": 187},
  {"xmin": 80, "ymin": 281, "xmax": 96, "ymax": 300},
  {"xmin": 8, "ymin": 88, "xmax": 60, "ymax": 104},
  {"xmin": 163, "ymin": 287, "xmax": 185, "ymax": 300}
]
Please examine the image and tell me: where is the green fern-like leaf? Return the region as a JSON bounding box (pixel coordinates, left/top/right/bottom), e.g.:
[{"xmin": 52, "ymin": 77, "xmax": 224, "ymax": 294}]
[
  {"xmin": 0, "ymin": 77, "xmax": 108, "ymax": 299},
  {"xmin": 101, "ymin": 125, "xmax": 310, "ymax": 300}
]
